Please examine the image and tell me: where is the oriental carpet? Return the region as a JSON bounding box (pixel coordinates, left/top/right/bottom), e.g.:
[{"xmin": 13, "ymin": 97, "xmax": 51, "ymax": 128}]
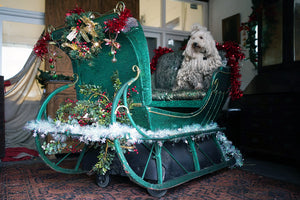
[{"xmin": 0, "ymin": 159, "xmax": 299, "ymax": 200}]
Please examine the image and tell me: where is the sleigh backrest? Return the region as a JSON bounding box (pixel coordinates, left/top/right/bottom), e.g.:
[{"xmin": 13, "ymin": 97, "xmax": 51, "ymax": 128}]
[{"xmin": 52, "ymin": 13, "xmax": 152, "ymax": 105}]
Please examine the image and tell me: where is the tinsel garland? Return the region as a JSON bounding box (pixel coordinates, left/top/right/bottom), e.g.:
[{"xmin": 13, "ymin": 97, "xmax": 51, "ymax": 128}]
[
  {"xmin": 25, "ymin": 120, "xmax": 243, "ymax": 167},
  {"xmin": 216, "ymin": 132, "xmax": 243, "ymax": 167},
  {"xmin": 216, "ymin": 41, "xmax": 245, "ymax": 100},
  {"xmin": 104, "ymin": 8, "xmax": 132, "ymax": 34},
  {"xmin": 25, "ymin": 120, "xmax": 219, "ymax": 145},
  {"xmin": 150, "ymin": 47, "xmax": 174, "ymax": 74}
]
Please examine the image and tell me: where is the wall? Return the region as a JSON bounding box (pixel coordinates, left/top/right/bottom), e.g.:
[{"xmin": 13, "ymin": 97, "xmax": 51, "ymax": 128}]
[
  {"xmin": 209, "ymin": 0, "xmax": 257, "ymax": 91},
  {"xmin": 0, "ymin": 0, "xmax": 45, "ymax": 12}
]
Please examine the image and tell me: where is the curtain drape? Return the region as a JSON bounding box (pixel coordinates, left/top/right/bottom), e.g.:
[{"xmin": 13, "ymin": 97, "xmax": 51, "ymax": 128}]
[{"xmin": 4, "ymin": 52, "xmax": 44, "ymax": 150}]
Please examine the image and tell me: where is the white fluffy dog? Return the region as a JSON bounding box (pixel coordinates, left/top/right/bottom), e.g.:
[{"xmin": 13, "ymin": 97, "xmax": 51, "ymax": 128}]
[{"xmin": 173, "ymin": 24, "xmax": 222, "ymax": 91}]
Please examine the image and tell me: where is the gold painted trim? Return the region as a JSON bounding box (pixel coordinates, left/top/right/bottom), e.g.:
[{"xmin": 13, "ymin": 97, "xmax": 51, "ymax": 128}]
[
  {"xmin": 115, "ymin": 105, "xmax": 130, "ymax": 114},
  {"xmin": 70, "ymin": 73, "xmax": 79, "ymax": 86},
  {"xmin": 128, "ymin": 65, "xmax": 140, "ymax": 85}
]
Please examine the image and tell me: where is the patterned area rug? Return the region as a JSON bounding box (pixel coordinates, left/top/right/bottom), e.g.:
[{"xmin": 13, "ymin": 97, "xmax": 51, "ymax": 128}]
[{"xmin": 0, "ymin": 160, "xmax": 299, "ymax": 200}]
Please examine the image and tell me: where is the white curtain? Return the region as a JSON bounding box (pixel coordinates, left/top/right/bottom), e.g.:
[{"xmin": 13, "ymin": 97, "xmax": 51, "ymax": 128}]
[{"xmin": 4, "ymin": 51, "xmax": 44, "ymax": 150}]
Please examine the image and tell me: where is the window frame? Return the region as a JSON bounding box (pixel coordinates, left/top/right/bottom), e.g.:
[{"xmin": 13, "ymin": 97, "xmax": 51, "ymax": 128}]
[
  {"xmin": 0, "ymin": 7, "xmax": 44, "ymax": 76},
  {"xmin": 142, "ymin": 0, "xmax": 208, "ymax": 49}
]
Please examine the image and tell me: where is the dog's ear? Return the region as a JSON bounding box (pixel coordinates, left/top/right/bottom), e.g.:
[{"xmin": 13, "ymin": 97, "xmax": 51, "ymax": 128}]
[{"xmin": 191, "ymin": 24, "xmax": 207, "ymax": 34}]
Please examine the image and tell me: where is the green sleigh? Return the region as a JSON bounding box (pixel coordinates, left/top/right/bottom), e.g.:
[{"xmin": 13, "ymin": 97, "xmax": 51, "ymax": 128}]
[{"xmin": 29, "ymin": 6, "xmax": 242, "ymax": 198}]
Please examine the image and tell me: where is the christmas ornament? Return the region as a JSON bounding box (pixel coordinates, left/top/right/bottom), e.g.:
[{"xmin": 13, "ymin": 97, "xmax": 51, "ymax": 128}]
[{"xmin": 103, "ymin": 6, "xmax": 132, "ymax": 62}]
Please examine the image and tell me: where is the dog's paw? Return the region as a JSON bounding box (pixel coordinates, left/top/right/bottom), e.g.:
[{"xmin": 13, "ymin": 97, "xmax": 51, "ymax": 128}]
[{"xmin": 194, "ymin": 83, "xmax": 204, "ymax": 90}]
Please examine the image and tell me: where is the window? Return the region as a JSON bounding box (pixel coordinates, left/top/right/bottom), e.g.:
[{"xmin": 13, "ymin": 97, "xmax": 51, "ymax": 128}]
[
  {"xmin": 261, "ymin": 0, "xmax": 283, "ymax": 67},
  {"xmin": 140, "ymin": 0, "xmax": 208, "ymax": 56},
  {"xmin": 0, "ymin": 7, "xmax": 44, "ymax": 80}
]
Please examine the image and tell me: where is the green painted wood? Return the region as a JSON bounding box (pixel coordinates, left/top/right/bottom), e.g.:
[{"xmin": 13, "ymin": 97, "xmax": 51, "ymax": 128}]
[
  {"xmin": 154, "ymin": 144, "xmax": 164, "ymax": 184},
  {"xmin": 38, "ymin": 10, "xmax": 234, "ymax": 187},
  {"xmin": 187, "ymin": 137, "xmax": 200, "ymax": 171},
  {"xmin": 114, "ymin": 138, "xmax": 236, "ymax": 190},
  {"xmin": 35, "ymin": 82, "xmax": 88, "ymax": 174}
]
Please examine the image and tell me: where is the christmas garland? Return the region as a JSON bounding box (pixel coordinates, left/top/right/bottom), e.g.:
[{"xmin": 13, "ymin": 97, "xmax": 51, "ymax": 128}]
[
  {"xmin": 216, "ymin": 41, "xmax": 245, "ymax": 100},
  {"xmin": 36, "ymin": 69, "xmax": 73, "ymax": 89},
  {"xmin": 240, "ymin": 1, "xmax": 259, "ymax": 68},
  {"xmin": 150, "ymin": 47, "xmax": 174, "ymax": 74},
  {"xmin": 240, "ymin": 0, "xmax": 279, "ymax": 69}
]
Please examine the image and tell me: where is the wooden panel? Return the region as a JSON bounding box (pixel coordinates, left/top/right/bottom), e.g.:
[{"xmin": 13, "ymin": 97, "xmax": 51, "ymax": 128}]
[
  {"xmin": 45, "ymin": 45, "xmax": 73, "ymax": 76},
  {"xmin": 46, "ymin": 0, "xmax": 139, "ymax": 28}
]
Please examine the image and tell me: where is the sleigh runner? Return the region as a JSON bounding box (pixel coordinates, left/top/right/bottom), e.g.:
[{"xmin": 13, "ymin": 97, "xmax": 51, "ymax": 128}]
[{"xmin": 26, "ymin": 2, "xmax": 242, "ymax": 197}]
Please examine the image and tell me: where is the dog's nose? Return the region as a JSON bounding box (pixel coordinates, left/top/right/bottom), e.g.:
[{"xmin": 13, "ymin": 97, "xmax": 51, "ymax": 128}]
[{"xmin": 192, "ymin": 42, "xmax": 199, "ymax": 48}]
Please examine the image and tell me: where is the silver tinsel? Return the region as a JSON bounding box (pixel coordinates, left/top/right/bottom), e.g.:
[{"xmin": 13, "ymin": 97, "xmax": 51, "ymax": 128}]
[
  {"xmin": 216, "ymin": 132, "xmax": 243, "ymax": 167},
  {"xmin": 25, "ymin": 118, "xmax": 219, "ymax": 144}
]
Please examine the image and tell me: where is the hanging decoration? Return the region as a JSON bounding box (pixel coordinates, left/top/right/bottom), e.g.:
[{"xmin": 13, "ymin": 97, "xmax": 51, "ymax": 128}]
[
  {"xmin": 103, "ymin": 7, "xmax": 132, "ymax": 62},
  {"xmin": 33, "ymin": 32, "xmax": 51, "ymax": 59},
  {"xmin": 216, "ymin": 41, "xmax": 245, "ymax": 100},
  {"xmin": 150, "ymin": 47, "xmax": 174, "ymax": 74},
  {"xmin": 34, "ymin": 32, "xmax": 62, "ymax": 77}
]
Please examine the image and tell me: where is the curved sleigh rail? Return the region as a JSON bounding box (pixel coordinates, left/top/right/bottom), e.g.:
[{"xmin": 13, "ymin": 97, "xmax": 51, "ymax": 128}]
[
  {"xmin": 35, "ymin": 75, "xmax": 89, "ymax": 174},
  {"xmin": 110, "ymin": 65, "xmax": 237, "ymax": 192}
]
